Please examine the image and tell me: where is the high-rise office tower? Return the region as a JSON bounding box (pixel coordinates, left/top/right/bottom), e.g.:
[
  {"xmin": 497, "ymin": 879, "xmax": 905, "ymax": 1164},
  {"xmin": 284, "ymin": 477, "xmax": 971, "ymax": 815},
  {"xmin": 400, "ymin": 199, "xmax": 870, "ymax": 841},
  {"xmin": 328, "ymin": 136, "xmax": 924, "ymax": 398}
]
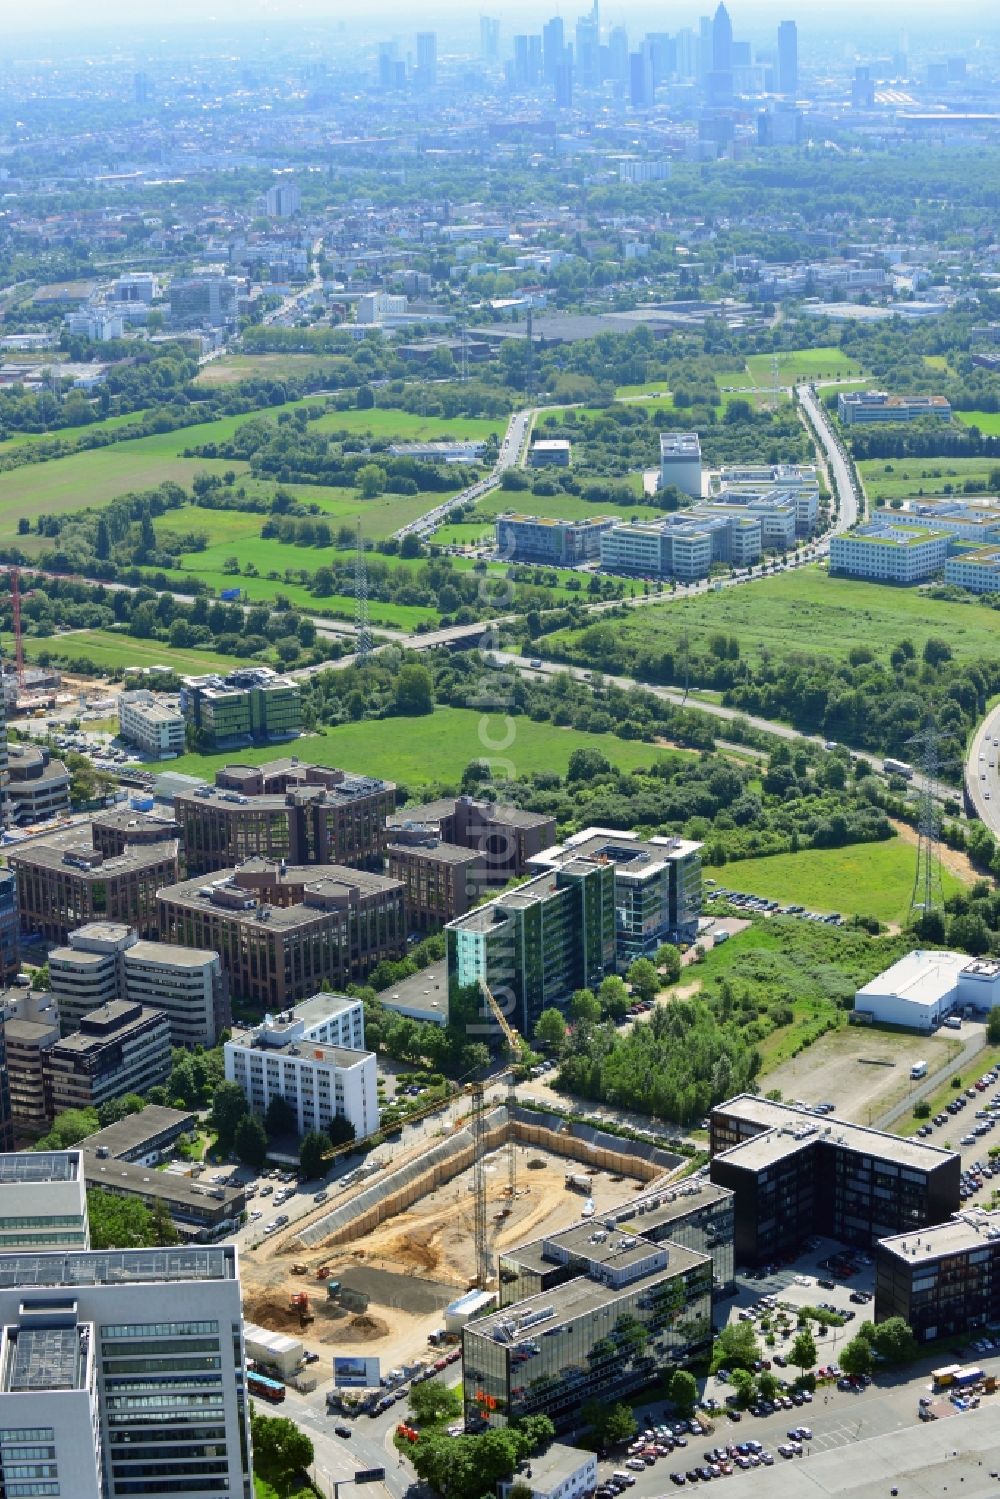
[
  {"xmin": 528, "ymin": 34, "xmax": 543, "ymax": 85},
  {"xmin": 676, "ymin": 26, "xmax": 699, "ymax": 79},
  {"xmin": 712, "ymin": 3, "xmax": 733, "ymax": 72},
  {"xmin": 0, "ymin": 1245, "xmax": 252, "ymax": 1498},
  {"xmin": 133, "ymin": 71, "xmax": 151, "ymax": 105},
  {"xmin": 377, "ymin": 40, "xmax": 398, "ymax": 89},
  {"xmin": 629, "ymin": 46, "xmax": 653, "ymax": 107},
  {"xmin": 608, "ymin": 25, "xmax": 629, "ymax": 85},
  {"xmin": 513, "ymin": 33, "xmax": 530, "ymax": 84},
  {"xmin": 698, "ymin": 15, "xmax": 713, "ymax": 80},
  {"xmin": 0, "ymin": 672, "xmax": 7, "ymax": 831},
  {"xmin": 480, "ymin": 15, "xmax": 500, "ymax": 61},
  {"xmin": 777, "ymin": 20, "xmax": 797, "ymax": 95},
  {"xmin": 576, "ymin": 3, "xmax": 600, "ymax": 90},
  {"xmin": 415, "ymin": 31, "xmax": 437, "ymax": 89},
  {"xmin": 543, "ymin": 16, "xmax": 565, "ymax": 83},
  {"xmin": 555, "ymin": 56, "xmax": 574, "ymax": 108}
]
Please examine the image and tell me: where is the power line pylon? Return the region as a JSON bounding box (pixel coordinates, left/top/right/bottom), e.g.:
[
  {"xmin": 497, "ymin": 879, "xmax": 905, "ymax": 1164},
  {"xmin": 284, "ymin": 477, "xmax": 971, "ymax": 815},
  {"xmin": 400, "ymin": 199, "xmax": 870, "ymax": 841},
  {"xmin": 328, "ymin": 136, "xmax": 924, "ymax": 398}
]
[
  {"xmin": 906, "ymin": 719, "xmax": 955, "ymax": 923},
  {"xmin": 354, "ymin": 521, "xmax": 372, "ymax": 663}
]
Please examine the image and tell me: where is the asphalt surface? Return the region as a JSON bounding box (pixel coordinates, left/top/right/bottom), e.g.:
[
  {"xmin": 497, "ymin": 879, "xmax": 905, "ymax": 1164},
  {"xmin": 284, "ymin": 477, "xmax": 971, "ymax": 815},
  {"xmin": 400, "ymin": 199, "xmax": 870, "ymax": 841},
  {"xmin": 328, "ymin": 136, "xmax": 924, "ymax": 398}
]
[
  {"xmin": 965, "ymin": 705, "xmax": 1000, "ymax": 838},
  {"xmin": 394, "ymin": 407, "xmax": 535, "ymax": 540}
]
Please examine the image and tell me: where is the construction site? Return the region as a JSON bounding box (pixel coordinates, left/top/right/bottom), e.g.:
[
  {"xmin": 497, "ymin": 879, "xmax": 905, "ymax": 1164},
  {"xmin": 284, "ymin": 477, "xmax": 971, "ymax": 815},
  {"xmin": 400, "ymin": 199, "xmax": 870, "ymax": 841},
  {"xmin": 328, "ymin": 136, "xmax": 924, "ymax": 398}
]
[{"xmin": 241, "ymin": 1100, "xmax": 685, "ymax": 1376}]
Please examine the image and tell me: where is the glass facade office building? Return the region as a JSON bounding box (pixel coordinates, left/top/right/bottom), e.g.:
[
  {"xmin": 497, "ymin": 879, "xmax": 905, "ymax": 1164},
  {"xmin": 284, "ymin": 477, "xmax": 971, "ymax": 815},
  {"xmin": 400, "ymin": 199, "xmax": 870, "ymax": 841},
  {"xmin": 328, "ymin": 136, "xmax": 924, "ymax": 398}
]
[
  {"xmin": 876, "ymin": 1211, "xmax": 1000, "ymax": 1344},
  {"xmin": 465, "ymin": 1225, "xmax": 712, "ymax": 1433}
]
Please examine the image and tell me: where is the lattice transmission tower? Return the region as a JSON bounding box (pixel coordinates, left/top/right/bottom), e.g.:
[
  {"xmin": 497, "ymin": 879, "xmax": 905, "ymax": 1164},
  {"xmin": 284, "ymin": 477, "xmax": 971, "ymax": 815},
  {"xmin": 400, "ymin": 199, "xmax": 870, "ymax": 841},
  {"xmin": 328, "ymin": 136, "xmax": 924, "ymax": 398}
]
[
  {"xmin": 354, "ymin": 521, "xmax": 373, "ymax": 663},
  {"xmin": 906, "ymin": 719, "xmax": 955, "ymax": 922}
]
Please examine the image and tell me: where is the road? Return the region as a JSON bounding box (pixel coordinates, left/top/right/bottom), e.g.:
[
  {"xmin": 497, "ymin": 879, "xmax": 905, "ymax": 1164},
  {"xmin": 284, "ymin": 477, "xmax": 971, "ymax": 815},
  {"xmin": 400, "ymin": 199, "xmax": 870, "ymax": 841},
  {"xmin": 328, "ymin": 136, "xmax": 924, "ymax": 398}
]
[
  {"xmin": 965, "ymin": 703, "xmax": 1000, "ymax": 838},
  {"xmin": 796, "ymin": 384, "xmax": 860, "ymax": 533},
  {"xmin": 394, "ymin": 407, "xmax": 534, "ymax": 541},
  {"xmin": 875, "ymin": 1023, "xmax": 987, "ymax": 1130}
]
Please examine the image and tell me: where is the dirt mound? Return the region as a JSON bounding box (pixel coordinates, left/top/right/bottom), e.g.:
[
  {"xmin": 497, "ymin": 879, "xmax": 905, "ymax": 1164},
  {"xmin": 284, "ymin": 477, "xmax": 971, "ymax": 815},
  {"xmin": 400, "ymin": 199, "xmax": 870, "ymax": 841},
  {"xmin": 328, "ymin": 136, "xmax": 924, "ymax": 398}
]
[{"xmin": 244, "ymin": 1292, "xmax": 312, "ymax": 1337}]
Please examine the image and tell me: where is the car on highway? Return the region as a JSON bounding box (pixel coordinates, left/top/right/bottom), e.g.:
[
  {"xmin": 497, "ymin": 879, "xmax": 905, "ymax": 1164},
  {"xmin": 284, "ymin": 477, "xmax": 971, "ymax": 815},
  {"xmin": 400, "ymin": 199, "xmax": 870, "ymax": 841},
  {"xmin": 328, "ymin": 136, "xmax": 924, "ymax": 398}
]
[{"xmin": 334, "ymin": 1425, "xmax": 352, "ymax": 1438}]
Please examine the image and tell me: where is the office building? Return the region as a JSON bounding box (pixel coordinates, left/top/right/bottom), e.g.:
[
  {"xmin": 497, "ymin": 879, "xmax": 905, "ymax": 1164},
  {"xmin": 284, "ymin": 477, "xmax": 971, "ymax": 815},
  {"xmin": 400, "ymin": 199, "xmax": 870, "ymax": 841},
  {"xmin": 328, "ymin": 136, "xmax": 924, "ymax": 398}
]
[
  {"xmin": 225, "ymin": 993, "xmax": 377, "ymax": 1140},
  {"xmin": 0, "ymin": 1244, "xmax": 252, "ymax": 1499},
  {"xmin": 500, "ymin": 1177, "xmax": 734, "ymax": 1303},
  {"xmin": 175, "ymin": 759, "xmax": 394, "ymax": 876},
  {"xmin": 0, "ymin": 870, "xmax": 16, "ymax": 982},
  {"xmin": 168, "ymin": 274, "xmax": 241, "ymax": 329},
  {"xmin": 463, "ymin": 1220, "xmax": 712, "ymax": 1432},
  {"xmin": 875, "ymin": 1208, "xmax": 1000, "ymax": 1344},
  {"xmin": 874, "ymin": 499, "xmax": 1000, "ymax": 545},
  {"xmin": 0, "ymin": 1151, "xmax": 89, "ymax": 1251},
  {"xmin": 659, "ymin": 432, "xmax": 703, "ymax": 496},
  {"xmin": 91, "ymin": 805, "xmax": 182, "ymax": 859},
  {"xmin": 629, "ymin": 48, "xmax": 653, "ymax": 108},
  {"xmin": 830, "ymin": 523, "xmax": 950, "ymax": 583},
  {"xmin": 542, "ymin": 16, "xmax": 564, "ymax": 81},
  {"xmin": 528, "ymin": 438, "xmax": 572, "ymax": 467},
  {"xmin": 945, "ymin": 547, "xmax": 1000, "ymax": 594},
  {"xmin": 156, "ymin": 860, "xmax": 405, "ymax": 1008},
  {"xmin": 694, "ymin": 495, "xmax": 796, "ymax": 551},
  {"xmin": 709, "ymin": 1094, "xmax": 961, "ymax": 1264},
  {"xmin": 495, "ymin": 513, "xmax": 615, "ymax": 566},
  {"xmin": 529, "ymin": 828, "xmax": 702, "ymax": 962},
  {"xmin": 715, "ymin": 465, "xmax": 820, "ymax": 537},
  {"xmin": 46, "ymin": 1000, "xmax": 172, "ymax": 1113},
  {"xmin": 49, "ymin": 923, "xmax": 135, "ymax": 1035},
  {"xmin": 712, "ymin": 2, "xmax": 732, "ymax": 71},
  {"xmin": 854, "ymin": 949, "xmax": 1000, "ymax": 1031},
  {"xmin": 501, "ymin": 1444, "xmax": 597, "ymax": 1499},
  {"xmin": 387, "ymin": 795, "xmax": 556, "ymax": 885},
  {"xmin": 263, "ymin": 181, "xmax": 300, "ymax": 217},
  {"xmin": 124, "ymin": 941, "xmax": 228, "ymax": 1048},
  {"xmin": 0, "ymin": 679, "xmax": 8, "ymax": 830},
  {"xmin": 481, "ymin": 16, "xmax": 500, "ymax": 61},
  {"xmin": 447, "ymin": 861, "xmax": 617, "ymax": 1036},
  {"xmin": 5, "ymin": 1002, "xmax": 59, "ymax": 1131},
  {"xmin": 118, "ymin": 689, "xmax": 186, "ymax": 758},
  {"xmin": 575, "ymin": 5, "xmax": 600, "ymax": 90},
  {"xmin": 777, "ymin": 20, "xmax": 797, "ymax": 94},
  {"xmin": 180, "ymin": 668, "xmax": 302, "ymax": 752},
  {"xmin": 415, "ymin": 31, "xmax": 437, "ymax": 88},
  {"xmin": 7, "ymin": 826, "xmax": 180, "ymax": 943},
  {"xmin": 387, "ymin": 836, "xmax": 485, "ymax": 929},
  {"xmin": 837, "ymin": 391, "xmax": 952, "ymax": 425},
  {"xmin": 4, "ymin": 742, "xmax": 71, "ymax": 825},
  {"xmin": 600, "ymin": 512, "xmax": 761, "ymax": 580},
  {"xmin": 356, "ymin": 291, "xmax": 407, "ymax": 325},
  {"xmin": 618, "ymin": 159, "xmax": 670, "ymax": 184}
]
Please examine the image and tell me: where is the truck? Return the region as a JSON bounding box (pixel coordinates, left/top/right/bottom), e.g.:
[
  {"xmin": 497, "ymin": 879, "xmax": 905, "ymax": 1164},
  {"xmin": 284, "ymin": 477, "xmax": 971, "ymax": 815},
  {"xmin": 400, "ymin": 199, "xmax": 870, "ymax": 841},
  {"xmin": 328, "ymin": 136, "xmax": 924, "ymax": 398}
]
[
  {"xmin": 952, "ymin": 1365, "xmax": 984, "ymax": 1388},
  {"xmin": 911, "ymin": 1060, "xmax": 928, "ymax": 1080},
  {"xmin": 931, "ymin": 1364, "xmax": 961, "ymax": 1387},
  {"xmin": 884, "ymin": 758, "xmax": 914, "ymax": 781}
]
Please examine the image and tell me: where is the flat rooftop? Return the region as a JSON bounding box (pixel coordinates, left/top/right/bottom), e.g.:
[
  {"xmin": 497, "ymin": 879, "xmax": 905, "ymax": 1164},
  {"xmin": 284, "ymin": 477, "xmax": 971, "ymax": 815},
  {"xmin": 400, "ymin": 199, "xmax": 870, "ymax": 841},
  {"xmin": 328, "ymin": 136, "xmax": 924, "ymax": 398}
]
[
  {"xmin": 469, "ymin": 1242, "xmax": 707, "ymax": 1340},
  {"xmin": 529, "ymin": 827, "xmax": 702, "ymax": 877},
  {"xmin": 125, "ymin": 940, "xmax": 217, "ymax": 968},
  {"xmin": 6, "ymin": 1325, "xmax": 85, "ymax": 1393},
  {"xmin": 7, "ymin": 827, "xmax": 177, "ymax": 875},
  {"xmin": 856, "ymin": 948, "xmax": 970, "ymax": 1008},
  {"xmin": 713, "ymin": 1094, "xmax": 958, "ymax": 1172},
  {"xmin": 879, "ymin": 1208, "xmax": 1000, "ymax": 1264},
  {"xmin": 0, "ymin": 1246, "xmax": 237, "ymax": 1287},
  {"xmin": 660, "ymin": 432, "xmax": 701, "ymax": 457},
  {"xmin": 0, "ymin": 1152, "xmax": 79, "ymax": 1184},
  {"xmin": 386, "ymin": 838, "xmax": 484, "ymax": 865},
  {"xmin": 380, "ymin": 960, "xmax": 449, "ymax": 1022},
  {"xmin": 81, "ymin": 1106, "xmax": 195, "ymax": 1160},
  {"xmin": 81, "ymin": 1153, "xmax": 244, "ymax": 1214}
]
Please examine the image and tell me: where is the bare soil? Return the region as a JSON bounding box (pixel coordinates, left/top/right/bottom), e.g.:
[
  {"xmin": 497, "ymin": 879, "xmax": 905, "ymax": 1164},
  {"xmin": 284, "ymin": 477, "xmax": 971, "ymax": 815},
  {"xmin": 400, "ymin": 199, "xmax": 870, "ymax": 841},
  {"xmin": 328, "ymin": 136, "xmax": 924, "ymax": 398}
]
[{"xmin": 763, "ymin": 1026, "xmax": 963, "ymax": 1124}]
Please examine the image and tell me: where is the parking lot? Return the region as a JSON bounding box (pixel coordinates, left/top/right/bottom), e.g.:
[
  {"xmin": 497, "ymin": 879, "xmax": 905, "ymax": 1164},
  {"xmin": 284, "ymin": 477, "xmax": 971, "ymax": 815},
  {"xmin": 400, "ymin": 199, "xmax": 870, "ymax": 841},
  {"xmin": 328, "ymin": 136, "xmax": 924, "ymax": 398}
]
[
  {"xmin": 704, "ymin": 884, "xmax": 845, "ymax": 927},
  {"xmin": 912, "ymin": 1064, "xmax": 1000, "ymax": 1206},
  {"xmin": 590, "ymin": 1235, "xmax": 1000, "ymax": 1494}
]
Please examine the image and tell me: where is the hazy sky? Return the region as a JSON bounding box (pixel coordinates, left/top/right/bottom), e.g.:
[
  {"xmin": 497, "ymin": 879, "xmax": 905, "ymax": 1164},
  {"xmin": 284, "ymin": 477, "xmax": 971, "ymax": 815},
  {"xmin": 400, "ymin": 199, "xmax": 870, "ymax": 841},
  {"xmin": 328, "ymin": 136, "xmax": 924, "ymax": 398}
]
[{"xmin": 2, "ymin": 0, "xmax": 998, "ymax": 26}]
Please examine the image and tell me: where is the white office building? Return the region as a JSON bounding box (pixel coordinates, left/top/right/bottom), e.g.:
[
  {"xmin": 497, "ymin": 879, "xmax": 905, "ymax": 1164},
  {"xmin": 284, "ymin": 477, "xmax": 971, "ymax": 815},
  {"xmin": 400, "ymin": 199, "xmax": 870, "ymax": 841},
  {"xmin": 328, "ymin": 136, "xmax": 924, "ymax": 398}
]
[
  {"xmin": 944, "ymin": 547, "xmax": 1000, "ymax": 593},
  {"xmin": 855, "ymin": 949, "xmax": 1000, "ymax": 1031},
  {"xmin": 830, "ymin": 523, "xmax": 950, "ymax": 583},
  {"xmin": 501, "ymin": 1444, "xmax": 598, "ymax": 1499},
  {"xmin": 124, "ymin": 941, "xmax": 228, "ymax": 1047},
  {"xmin": 0, "ymin": 1151, "xmax": 89, "ymax": 1252},
  {"xmin": 0, "ymin": 1245, "xmax": 252, "ymax": 1499},
  {"xmin": 225, "ymin": 992, "xmax": 378, "ymax": 1139},
  {"xmin": 659, "ymin": 432, "xmax": 703, "ymax": 497},
  {"xmin": 49, "ymin": 923, "xmax": 135, "ymax": 1034},
  {"xmin": 356, "ymin": 291, "xmax": 407, "ymax": 325},
  {"xmin": 118, "ymin": 690, "xmax": 186, "ymax": 758},
  {"xmin": 50, "ymin": 922, "xmax": 226, "ymax": 1045}
]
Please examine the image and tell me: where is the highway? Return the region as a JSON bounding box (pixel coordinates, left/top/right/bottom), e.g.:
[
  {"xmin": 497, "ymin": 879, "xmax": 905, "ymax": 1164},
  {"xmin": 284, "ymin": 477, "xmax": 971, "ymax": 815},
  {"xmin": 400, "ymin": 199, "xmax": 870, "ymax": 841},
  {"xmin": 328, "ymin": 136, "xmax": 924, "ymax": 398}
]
[
  {"xmin": 965, "ymin": 703, "xmax": 1000, "ymax": 837},
  {"xmin": 796, "ymin": 383, "xmax": 860, "ymax": 533},
  {"xmin": 394, "ymin": 406, "xmax": 535, "ymax": 541}
]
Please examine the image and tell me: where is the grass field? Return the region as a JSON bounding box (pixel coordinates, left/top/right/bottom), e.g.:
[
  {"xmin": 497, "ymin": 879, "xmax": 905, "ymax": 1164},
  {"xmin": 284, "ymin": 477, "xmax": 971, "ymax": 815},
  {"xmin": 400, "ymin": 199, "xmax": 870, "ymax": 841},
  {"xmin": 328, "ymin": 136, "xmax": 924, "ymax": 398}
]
[
  {"xmin": 614, "ymin": 381, "xmax": 675, "ymax": 403},
  {"xmin": 163, "ymin": 708, "xmax": 691, "ymax": 784},
  {"xmin": 720, "ymin": 838, "xmax": 966, "ymax": 926},
  {"xmin": 543, "ymin": 565, "xmax": 1000, "ymax": 668},
  {"xmin": 746, "ymin": 346, "xmax": 863, "ymax": 384},
  {"xmin": 955, "ymin": 410, "xmax": 1000, "ymax": 437},
  {"xmin": 859, "ymin": 456, "xmax": 999, "ymax": 503},
  {"xmin": 23, "ymin": 630, "xmax": 247, "ymax": 675},
  {"xmin": 310, "ymin": 408, "xmax": 504, "ymax": 441},
  {"xmin": 195, "ymin": 353, "xmax": 336, "ymax": 386}
]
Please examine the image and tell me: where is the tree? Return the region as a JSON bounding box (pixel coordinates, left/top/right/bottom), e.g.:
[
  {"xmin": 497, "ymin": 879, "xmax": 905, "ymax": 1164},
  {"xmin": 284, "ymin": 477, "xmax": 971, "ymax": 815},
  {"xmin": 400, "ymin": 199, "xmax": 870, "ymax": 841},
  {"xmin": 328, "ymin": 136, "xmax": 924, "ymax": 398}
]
[
  {"xmin": 517, "ymin": 1413, "xmax": 555, "ymax": 1452},
  {"xmin": 35, "ymin": 1107, "xmax": 100, "ymax": 1150},
  {"xmin": 668, "ymin": 1368, "xmax": 698, "ymax": 1414},
  {"xmin": 730, "ymin": 1367, "xmax": 755, "ymax": 1407},
  {"xmin": 357, "ymin": 463, "xmax": 387, "ymax": 498},
  {"xmin": 655, "ymin": 943, "xmax": 682, "ymax": 984},
  {"xmin": 410, "ymin": 1381, "xmax": 463, "ymax": 1425},
  {"xmin": 394, "ymin": 663, "xmax": 434, "ymax": 716},
  {"xmin": 871, "ymin": 1316, "xmax": 918, "ymax": 1366},
  {"xmin": 234, "ymin": 1114, "xmax": 268, "ymax": 1171},
  {"xmin": 87, "ymin": 1188, "xmax": 160, "ymax": 1249},
  {"xmin": 328, "ymin": 1115, "xmax": 357, "ymax": 1147},
  {"xmin": 569, "ymin": 988, "xmax": 602, "ymax": 1024},
  {"xmin": 264, "ymin": 1094, "xmax": 298, "ymax": 1138},
  {"xmin": 152, "ymin": 1198, "xmax": 180, "ymax": 1247},
  {"xmin": 250, "ymin": 1412, "xmax": 314, "ymax": 1493},
  {"xmin": 789, "ymin": 1328, "xmax": 817, "ymax": 1377},
  {"xmin": 211, "ymin": 1081, "xmax": 249, "ymax": 1152},
  {"xmin": 839, "ymin": 1337, "xmax": 875, "ymax": 1378},
  {"xmin": 923, "ymin": 637, "xmax": 952, "ymax": 666},
  {"xmin": 299, "ymin": 1131, "xmax": 329, "ymax": 1180},
  {"xmin": 714, "ymin": 1320, "xmax": 760, "ymax": 1372},
  {"xmin": 988, "ymin": 1008, "xmax": 1000, "ymax": 1045},
  {"xmin": 757, "ymin": 1370, "xmax": 780, "ymax": 1402},
  {"xmin": 597, "ymin": 975, "xmax": 629, "ymax": 1020},
  {"xmin": 534, "ymin": 1008, "xmax": 568, "ymax": 1050},
  {"xmin": 626, "ymin": 958, "xmax": 660, "ymax": 1004},
  {"xmin": 602, "ymin": 1402, "xmax": 639, "ymax": 1445}
]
